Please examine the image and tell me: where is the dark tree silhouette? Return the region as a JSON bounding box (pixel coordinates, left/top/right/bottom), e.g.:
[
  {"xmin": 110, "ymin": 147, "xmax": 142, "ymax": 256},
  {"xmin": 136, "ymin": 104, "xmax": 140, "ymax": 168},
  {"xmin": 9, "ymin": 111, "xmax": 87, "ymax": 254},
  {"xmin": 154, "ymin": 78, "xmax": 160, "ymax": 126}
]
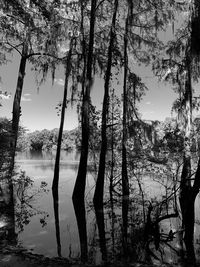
[
  {"xmin": 93, "ymin": 0, "xmax": 118, "ymax": 232},
  {"xmin": 72, "ymin": 0, "xmax": 97, "ymax": 262},
  {"xmin": 52, "ymin": 189, "xmax": 62, "ymax": 257},
  {"xmin": 52, "ymin": 39, "xmax": 73, "ymax": 190},
  {"xmin": 122, "ymin": 7, "xmax": 130, "ymax": 251}
]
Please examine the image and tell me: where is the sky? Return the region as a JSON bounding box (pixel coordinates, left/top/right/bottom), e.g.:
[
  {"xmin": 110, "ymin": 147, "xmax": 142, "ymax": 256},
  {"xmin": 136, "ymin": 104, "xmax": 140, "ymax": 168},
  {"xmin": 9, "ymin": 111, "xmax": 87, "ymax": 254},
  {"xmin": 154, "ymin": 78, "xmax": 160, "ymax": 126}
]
[{"xmin": 0, "ymin": 49, "xmax": 178, "ymax": 132}]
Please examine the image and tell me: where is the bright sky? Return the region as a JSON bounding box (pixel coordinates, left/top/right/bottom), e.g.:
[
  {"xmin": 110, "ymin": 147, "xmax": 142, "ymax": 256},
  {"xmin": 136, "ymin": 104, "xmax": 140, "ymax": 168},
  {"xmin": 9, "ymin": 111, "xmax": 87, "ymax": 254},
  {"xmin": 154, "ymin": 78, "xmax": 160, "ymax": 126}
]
[
  {"xmin": 0, "ymin": 4, "xmax": 189, "ymax": 133},
  {"xmin": 0, "ymin": 52, "xmax": 78, "ymax": 131},
  {"xmin": 1, "ymin": 1, "xmax": 195, "ymax": 133},
  {"xmin": 0, "ymin": 50, "xmax": 178, "ymax": 132}
]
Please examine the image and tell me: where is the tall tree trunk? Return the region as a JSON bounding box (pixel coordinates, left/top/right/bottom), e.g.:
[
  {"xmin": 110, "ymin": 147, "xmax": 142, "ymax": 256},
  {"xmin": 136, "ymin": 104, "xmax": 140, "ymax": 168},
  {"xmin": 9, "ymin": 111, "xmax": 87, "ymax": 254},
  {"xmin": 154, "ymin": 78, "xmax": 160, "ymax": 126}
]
[
  {"xmin": 7, "ymin": 43, "xmax": 28, "ymax": 234},
  {"xmin": 179, "ymin": 54, "xmax": 195, "ymax": 264},
  {"xmin": 185, "ymin": 142, "xmax": 200, "ymax": 264},
  {"xmin": 181, "ymin": 3, "xmax": 200, "ymax": 263},
  {"xmin": 110, "ymin": 89, "xmax": 115, "ymax": 212},
  {"xmin": 93, "ymin": 0, "xmax": 118, "ymax": 213},
  {"xmin": 93, "ymin": 1, "xmax": 118, "ymax": 261},
  {"xmin": 10, "ymin": 42, "xmax": 28, "ymax": 173},
  {"xmin": 52, "ymin": 41, "xmax": 73, "ymax": 190},
  {"xmin": 122, "ymin": 14, "xmax": 129, "ymax": 251},
  {"xmin": 72, "ymin": 99, "xmax": 89, "ymax": 262},
  {"xmin": 179, "ymin": 2, "xmax": 200, "ymax": 262},
  {"xmin": 110, "ymin": 89, "xmax": 115, "ymax": 256},
  {"xmin": 72, "ymin": 0, "xmax": 97, "ymax": 262}
]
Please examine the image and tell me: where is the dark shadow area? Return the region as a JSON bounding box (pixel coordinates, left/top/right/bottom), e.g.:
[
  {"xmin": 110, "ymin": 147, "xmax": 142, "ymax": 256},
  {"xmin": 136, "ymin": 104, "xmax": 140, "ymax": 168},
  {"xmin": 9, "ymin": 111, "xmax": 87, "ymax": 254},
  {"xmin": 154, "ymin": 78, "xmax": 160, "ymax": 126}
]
[
  {"xmin": 72, "ymin": 197, "xmax": 88, "ymax": 262},
  {"xmin": 0, "ymin": 178, "xmax": 16, "ymax": 248},
  {"xmin": 94, "ymin": 206, "xmax": 107, "ymax": 263},
  {"xmin": 52, "ymin": 187, "xmax": 62, "ymax": 257}
]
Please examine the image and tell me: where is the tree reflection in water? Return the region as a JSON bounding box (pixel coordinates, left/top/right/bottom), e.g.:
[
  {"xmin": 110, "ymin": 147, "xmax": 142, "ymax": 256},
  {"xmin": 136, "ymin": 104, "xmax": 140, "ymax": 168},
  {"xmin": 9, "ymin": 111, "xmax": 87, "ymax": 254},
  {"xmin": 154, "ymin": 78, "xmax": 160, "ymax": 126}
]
[
  {"xmin": 0, "ymin": 169, "xmax": 48, "ymax": 254},
  {"xmin": 2, "ymin": 157, "xmax": 200, "ymax": 265},
  {"xmin": 14, "ymin": 171, "xmax": 49, "ymax": 233},
  {"xmin": 72, "ymin": 197, "xmax": 88, "ymax": 262},
  {"xmin": 0, "ymin": 177, "xmax": 16, "ymax": 248},
  {"xmin": 94, "ymin": 207, "xmax": 107, "ymax": 263},
  {"xmin": 52, "ymin": 187, "xmax": 62, "ymax": 257}
]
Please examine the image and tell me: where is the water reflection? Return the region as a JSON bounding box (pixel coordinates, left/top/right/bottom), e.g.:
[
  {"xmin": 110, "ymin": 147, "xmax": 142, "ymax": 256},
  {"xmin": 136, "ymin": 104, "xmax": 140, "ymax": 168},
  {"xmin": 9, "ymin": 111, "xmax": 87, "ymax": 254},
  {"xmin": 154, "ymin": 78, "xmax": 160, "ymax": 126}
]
[
  {"xmin": 34, "ymin": 162, "xmax": 79, "ymax": 172},
  {"xmin": 52, "ymin": 188, "xmax": 62, "ymax": 257},
  {"xmin": 17, "ymin": 150, "xmax": 80, "ymax": 161},
  {"xmin": 15, "ymin": 171, "xmax": 49, "ymax": 233},
  {"xmin": 15, "ymin": 151, "xmax": 86, "ymax": 258},
  {"xmin": 73, "ymin": 199, "xmax": 88, "ymax": 262},
  {"xmin": 94, "ymin": 207, "xmax": 107, "ymax": 262},
  {"xmin": 16, "ymin": 151, "xmax": 87, "ymax": 173},
  {"xmin": 0, "ymin": 178, "xmax": 16, "ymax": 247},
  {"xmin": 11, "ymin": 150, "xmax": 200, "ymax": 265}
]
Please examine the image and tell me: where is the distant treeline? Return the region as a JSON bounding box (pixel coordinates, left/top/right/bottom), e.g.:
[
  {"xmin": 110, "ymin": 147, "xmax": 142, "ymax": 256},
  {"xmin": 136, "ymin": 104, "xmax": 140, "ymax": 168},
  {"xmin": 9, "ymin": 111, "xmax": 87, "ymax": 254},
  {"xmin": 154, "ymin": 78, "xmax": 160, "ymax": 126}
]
[
  {"xmin": 1, "ymin": 116, "xmax": 200, "ymax": 153},
  {"xmin": 0, "ymin": 117, "xmax": 81, "ymax": 152},
  {"xmin": 17, "ymin": 128, "xmax": 81, "ymax": 152}
]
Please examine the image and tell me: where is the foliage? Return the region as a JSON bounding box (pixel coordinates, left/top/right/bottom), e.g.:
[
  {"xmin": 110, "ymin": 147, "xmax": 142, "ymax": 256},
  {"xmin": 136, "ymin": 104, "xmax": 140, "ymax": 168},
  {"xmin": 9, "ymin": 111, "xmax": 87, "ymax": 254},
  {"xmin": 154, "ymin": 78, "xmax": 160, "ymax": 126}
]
[
  {"xmin": 14, "ymin": 170, "xmax": 49, "ymax": 233},
  {"xmin": 0, "ymin": 117, "xmax": 80, "ymax": 152},
  {"xmin": 17, "ymin": 127, "xmax": 79, "ymax": 151},
  {"xmin": 0, "ymin": 117, "xmax": 12, "ymax": 172},
  {"xmin": 89, "ymin": 104, "xmax": 101, "ymax": 151},
  {"xmin": 0, "ymin": 91, "xmax": 11, "ymax": 106},
  {"xmin": 1, "ymin": 0, "xmax": 200, "ymax": 264}
]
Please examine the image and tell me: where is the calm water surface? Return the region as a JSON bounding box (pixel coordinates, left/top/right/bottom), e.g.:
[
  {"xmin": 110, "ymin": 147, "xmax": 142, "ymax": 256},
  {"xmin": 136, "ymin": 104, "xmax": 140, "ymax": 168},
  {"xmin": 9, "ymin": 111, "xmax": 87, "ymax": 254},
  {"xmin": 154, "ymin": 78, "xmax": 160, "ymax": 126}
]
[
  {"xmin": 16, "ymin": 150, "xmax": 95, "ymax": 259},
  {"xmin": 15, "ymin": 150, "xmax": 200, "ymax": 264}
]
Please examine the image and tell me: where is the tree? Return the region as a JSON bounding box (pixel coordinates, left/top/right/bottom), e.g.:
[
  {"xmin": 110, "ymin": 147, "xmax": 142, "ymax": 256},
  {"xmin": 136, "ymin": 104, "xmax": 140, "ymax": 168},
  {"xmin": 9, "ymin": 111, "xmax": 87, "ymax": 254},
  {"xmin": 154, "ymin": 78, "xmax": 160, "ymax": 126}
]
[
  {"xmin": 72, "ymin": 0, "xmax": 97, "ymax": 262},
  {"xmin": 92, "ymin": 0, "xmax": 119, "ymax": 261},
  {"xmin": 121, "ymin": 5, "xmax": 129, "ymax": 250},
  {"xmin": 0, "ymin": 2, "xmax": 47, "ymax": 172},
  {"xmin": 152, "ymin": 1, "xmax": 200, "ymax": 262},
  {"xmin": 0, "ymin": 0, "xmax": 70, "ymax": 174},
  {"xmin": 52, "ymin": 38, "xmax": 74, "ymax": 190}
]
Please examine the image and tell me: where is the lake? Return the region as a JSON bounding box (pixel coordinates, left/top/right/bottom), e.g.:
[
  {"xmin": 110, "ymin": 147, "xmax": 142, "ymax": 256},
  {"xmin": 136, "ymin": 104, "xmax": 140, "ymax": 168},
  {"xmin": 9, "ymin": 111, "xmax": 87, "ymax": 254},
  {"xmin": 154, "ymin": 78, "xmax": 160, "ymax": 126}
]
[
  {"xmin": 14, "ymin": 150, "xmax": 200, "ymax": 265},
  {"xmin": 15, "ymin": 150, "xmax": 96, "ymax": 260}
]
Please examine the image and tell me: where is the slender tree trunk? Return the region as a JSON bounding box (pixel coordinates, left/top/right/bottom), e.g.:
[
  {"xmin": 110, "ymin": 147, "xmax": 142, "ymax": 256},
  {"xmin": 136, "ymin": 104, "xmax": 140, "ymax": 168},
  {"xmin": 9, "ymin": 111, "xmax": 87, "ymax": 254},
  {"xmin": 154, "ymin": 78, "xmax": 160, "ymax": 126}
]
[
  {"xmin": 73, "ymin": 0, "xmax": 97, "ymax": 201},
  {"xmin": 93, "ymin": 1, "xmax": 118, "ymax": 261},
  {"xmin": 122, "ymin": 14, "xmax": 129, "ymax": 251},
  {"xmin": 52, "ymin": 41, "xmax": 73, "ymax": 190},
  {"xmin": 72, "ymin": 101, "xmax": 89, "ymax": 262},
  {"xmin": 10, "ymin": 42, "xmax": 28, "ymax": 173},
  {"xmin": 181, "ymin": 3, "xmax": 200, "ymax": 263},
  {"xmin": 93, "ymin": 0, "xmax": 118, "ymax": 213},
  {"xmin": 6, "ymin": 43, "xmax": 28, "ymax": 236},
  {"xmin": 72, "ymin": 0, "xmax": 97, "ymax": 262},
  {"xmin": 110, "ymin": 89, "xmax": 115, "ymax": 256},
  {"xmin": 72, "ymin": 3, "xmax": 88, "ymax": 262},
  {"xmin": 179, "ymin": 54, "xmax": 196, "ymax": 264},
  {"xmin": 110, "ymin": 89, "xmax": 115, "ymax": 211}
]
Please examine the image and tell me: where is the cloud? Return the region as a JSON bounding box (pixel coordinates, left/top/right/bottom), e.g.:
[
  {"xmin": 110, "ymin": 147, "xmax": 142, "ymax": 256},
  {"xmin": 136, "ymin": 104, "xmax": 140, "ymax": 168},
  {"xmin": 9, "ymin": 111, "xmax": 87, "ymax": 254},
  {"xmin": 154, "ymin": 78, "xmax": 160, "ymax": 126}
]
[
  {"xmin": 21, "ymin": 96, "xmax": 32, "ymax": 102},
  {"xmin": 55, "ymin": 78, "xmax": 65, "ymax": 86}
]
